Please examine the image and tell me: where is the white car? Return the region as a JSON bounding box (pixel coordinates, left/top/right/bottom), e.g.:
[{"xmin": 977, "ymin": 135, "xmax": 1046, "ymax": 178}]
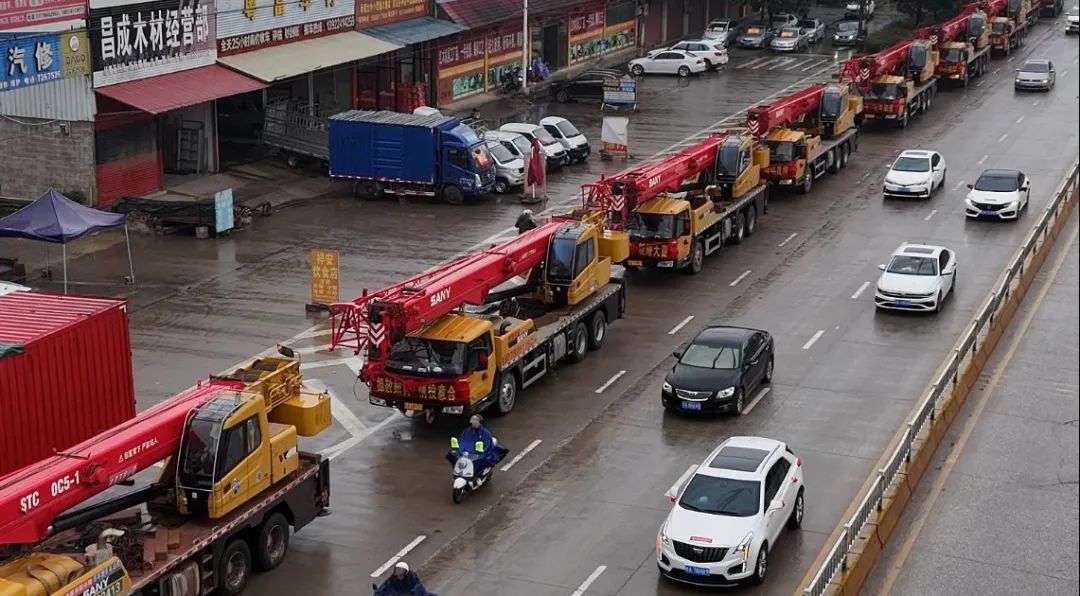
[
  {"xmin": 846, "ymin": 0, "xmax": 875, "ymax": 18},
  {"xmin": 657, "ymin": 436, "xmax": 804, "ymax": 587},
  {"xmin": 875, "ymin": 243, "xmax": 957, "ymax": 312},
  {"xmin": 0, "ymin": 281, "xmax": 31, "ymax": 296},
  {"xmin": 630, "ymin": 50, "xmax": 708, "ymax": 77},
  {"xmin": 883, "ymin": 149, "xmax": 947, "ymax": 199},
  {"xmin": 771, "ymin": 27, "xmax": 809, "ymax": 51},
  {"xmin": 964, "ymin": 168, "xmax": 1030, "ymax": 220},
  {"xmin": 647, "ymin": 39, "xmax": 729, "ymax": 70},
  {"xmin": 1066, "ymin": 4, "xmax": 1078, "ymax": 33}
]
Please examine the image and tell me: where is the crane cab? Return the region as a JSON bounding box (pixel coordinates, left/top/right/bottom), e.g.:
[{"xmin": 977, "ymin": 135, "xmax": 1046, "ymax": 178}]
[
  {"xmin": 967, "ymin": 10, "xmax": 991, "ymax": 48},
  {"xmin": 907, "ymin": 39, "xmax": 939, "ymax": 85},
  {"xmin": 714, "ymin": 134, "xmax": 765, "ymax": 199},
  {"xmin": 818, "ymin": 83, "xmax": 862, "ymax": 138}
]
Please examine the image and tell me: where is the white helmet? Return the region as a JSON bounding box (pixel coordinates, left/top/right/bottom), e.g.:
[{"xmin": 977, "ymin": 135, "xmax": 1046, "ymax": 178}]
[{"xmin": 394, "ymin": 561, "xmax": 409, "ymax": 573}]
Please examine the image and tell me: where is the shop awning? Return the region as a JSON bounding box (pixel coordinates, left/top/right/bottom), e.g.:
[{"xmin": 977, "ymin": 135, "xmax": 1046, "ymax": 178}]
[
  {"xmin": 438, "ymin": 0, "xmax": 521, "ymax": 29},
  {"xmin": 365, "ymin": 17, "xmax": 468, "ymax": 46},
  {"xmin": 218, "ymin": 32, "xmax": 401, "ymax": 84},
  {"xmin": 94, "ymin": 65, "xmax": 267, "ymax": 114}
]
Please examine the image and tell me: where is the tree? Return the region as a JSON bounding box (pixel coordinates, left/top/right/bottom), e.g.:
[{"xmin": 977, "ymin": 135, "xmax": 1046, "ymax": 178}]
[
  {"xmin": 740, "ymin": 0, "xmax": 812, "ymax": 21},
  {"xmin": 896, "ymin": 0, "xmax": 961, "ymax": 26}
]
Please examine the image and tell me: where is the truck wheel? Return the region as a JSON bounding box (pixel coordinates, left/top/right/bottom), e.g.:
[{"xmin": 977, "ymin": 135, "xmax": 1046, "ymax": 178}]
[
  {"xmin": 354, "ymin": 180, "xmax": 378, "ymax": 199},
  {"xmin": 730, "ymin": 212, "xmax": 746, "ymax": 244},
  {"xmin": 286, "ymin": 154, "xmax": 300, "ymax": 168},
  {"xmin": 588, "ymin": 311, "xmax": 607, "ymax": 350},
  {"xmin": 798, "ymin": 173, "xmax": 813, "ymax": 195},
  {"xmin": 840, "ymin": 144, "xmax": 850, "ymax": 168},
  {"xmin": 218, "ymin": 539, "xmax": 252, "ymax": 596},
  {"xmin": 826, "ymin": 149, "xmax": 839, "ymax": 174},
  {"xmin": 442, "ymin": 185, "xmax": 465, "ymax": 205},
  {"xmin": 494, "ymin": 178, "xmax": 509, "ymax": 194},
  {"xmin": 567, "ymin": 322, "xmax": 589, "ymax": 363},
  {"xmin": 745, "ymin": 205, "xmax": 758, "ymax": 236},
  {"xmin": 494, "ymin": 373, "xmax": 518, "ymax": 415},
  {"xmin": 683, "ymin": 241, "xmax": 704, "ymax": 275},
  {"xmin": 254, "ymin": 513, "xmax": 290, "ymax": 571}
]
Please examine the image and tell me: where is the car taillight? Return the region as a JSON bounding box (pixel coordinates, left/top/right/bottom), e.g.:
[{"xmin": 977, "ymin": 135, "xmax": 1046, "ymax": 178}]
[
  {"xmin": 696, "ymin": 59, "xmax": 704, "ymax": 64},
  {"xmin": 715, "ymin": 51, "xmax": 723, "ymax": 56}
]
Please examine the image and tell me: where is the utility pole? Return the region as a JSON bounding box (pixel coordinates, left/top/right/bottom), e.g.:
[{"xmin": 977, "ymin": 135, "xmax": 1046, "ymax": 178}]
[{"xmin": 521, "ymin": 0, "xmax": 529, "ymax": 93}]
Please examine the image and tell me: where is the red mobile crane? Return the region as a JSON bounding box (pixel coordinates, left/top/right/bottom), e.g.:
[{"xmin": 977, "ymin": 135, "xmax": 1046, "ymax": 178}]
[
  {"xmin": 0, "ymin": 354, "xmax": 332, "ymax": 595},
  {"xmin": 843, "ymin": 37, "xmax": 940, "ymax": 127},
  {"xmin": 746, "ymin": 84, "xmax": 826, "ymax": 139},
  {"xmin": 331, "ymin": 210, "xmax": 628, "ymax": 420}
]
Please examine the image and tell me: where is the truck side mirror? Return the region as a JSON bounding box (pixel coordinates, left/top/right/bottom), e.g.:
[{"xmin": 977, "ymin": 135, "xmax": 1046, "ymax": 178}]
[{"xmin": 478, "ymin": 352, "xmax": 489, "ymax": 368}]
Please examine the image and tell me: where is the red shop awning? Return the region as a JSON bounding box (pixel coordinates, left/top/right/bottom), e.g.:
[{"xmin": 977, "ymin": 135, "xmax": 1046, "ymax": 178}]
[{"xmin": 95, "ymin": 65, "xmax": 267, "ymax": 115}]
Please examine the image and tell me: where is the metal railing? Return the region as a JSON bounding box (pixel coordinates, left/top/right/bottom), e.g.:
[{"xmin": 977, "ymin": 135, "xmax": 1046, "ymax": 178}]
[{"xmin": 802, "ymin": 159, "xmax": 1079, "ymax": 596}]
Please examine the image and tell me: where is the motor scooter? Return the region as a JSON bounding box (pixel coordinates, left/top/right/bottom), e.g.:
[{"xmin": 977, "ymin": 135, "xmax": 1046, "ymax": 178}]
[{"xmin": 446, "ymin": 438, "xmax": 509, "ymax": 504}]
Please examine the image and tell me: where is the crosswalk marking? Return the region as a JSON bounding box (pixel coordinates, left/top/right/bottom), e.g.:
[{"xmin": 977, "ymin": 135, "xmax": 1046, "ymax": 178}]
[{"xmin": 731, "ymin": 53, "xmax": 840, "ymax": 72}]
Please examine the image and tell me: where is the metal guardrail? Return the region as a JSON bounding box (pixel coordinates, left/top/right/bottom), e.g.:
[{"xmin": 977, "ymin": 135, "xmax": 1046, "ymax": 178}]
[{"xmin": 802, "ymin": 159, "xmax": 1080, "ymax": 596}]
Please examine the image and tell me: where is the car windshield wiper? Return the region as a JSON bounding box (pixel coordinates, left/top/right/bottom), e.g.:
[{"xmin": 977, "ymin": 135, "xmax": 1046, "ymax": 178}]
[{"xmin": 680, "ymin": 501, "xmax": 705, "ymax": 513}]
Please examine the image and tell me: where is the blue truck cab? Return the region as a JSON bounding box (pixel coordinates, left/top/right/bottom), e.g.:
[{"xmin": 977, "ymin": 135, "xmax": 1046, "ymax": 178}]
[{"xmin": 328, "ymin": 111, "xmax": 496, "ymax": 205}]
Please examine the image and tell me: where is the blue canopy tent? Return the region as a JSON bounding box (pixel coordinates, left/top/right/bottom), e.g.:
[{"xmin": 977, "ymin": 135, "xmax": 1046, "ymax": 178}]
[{"xmin": 0, "ymin": 189, "xmax": 134, "ymax": 293}]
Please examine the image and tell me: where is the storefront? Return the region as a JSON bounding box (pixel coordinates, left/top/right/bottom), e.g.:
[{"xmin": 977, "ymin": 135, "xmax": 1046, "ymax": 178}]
[
  {"xmin": 357, "ymin": 0, "xmax": 467, "ymax": 111},
  {"xmin": 0, "ymin": 27, "xmax": 96, "ymax": 203},
  {"xmin": 88, "ymin": 0, "xmax": 269, "ymax": 207}
]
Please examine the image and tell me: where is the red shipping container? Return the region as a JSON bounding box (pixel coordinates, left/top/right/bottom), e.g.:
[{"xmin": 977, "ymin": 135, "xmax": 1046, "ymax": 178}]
[{"xmin": 0, "ymin": 291, "xmax": 136, "ymax": 477}]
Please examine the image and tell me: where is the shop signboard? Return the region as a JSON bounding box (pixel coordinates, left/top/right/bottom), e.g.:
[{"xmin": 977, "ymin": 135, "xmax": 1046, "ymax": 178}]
[
  {"xmin": 214, "ymin": 188, "xmax": 234, "ymax": 233},
  {"xmin": 600, "ymin": 116, "xmax": 628, "ymax": 157},
  {"xmin": 355, "ymin": 0, "xmax": 427, "ymax": 28},
  {"xmin": 568, "ymin": 8, "xmax": 604, "ymax": 65},
  {"xmin": 601, "ymin": 74, "xmax": 636, "ymax": 108},
  {"xmin": 484, "ymin": 27, "xmax": 523, "ymax": 90},
  {"xmin": 0, "ymin": 0, "xmax": 86, "ymax": 29},
  {"xmin": 604, "ymin": 18, "xmax": 635, "ymax": 53},
  {"xmin": 216, "ymin": 0, "xmax": 356, "ymax": 56},
  {"xmin": 88, "ymin": 0, "xmax": 216, "ymax": 87},
  {"xmin": 0, "ymin": 30, "xmax": 89, "ymax": 92},
  {"xmin": 436, "ymin": 34, "xmax": 484, "ymax": 105}
]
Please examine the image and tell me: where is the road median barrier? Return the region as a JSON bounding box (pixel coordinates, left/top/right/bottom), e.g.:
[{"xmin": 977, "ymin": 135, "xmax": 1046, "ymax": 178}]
[{"xmin": 800, "ymin": 158, "xmax": 1079, "ymax": 596}]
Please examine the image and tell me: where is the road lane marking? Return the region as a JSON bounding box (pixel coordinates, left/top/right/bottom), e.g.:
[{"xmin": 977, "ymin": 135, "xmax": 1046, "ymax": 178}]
[
  {"xmin": 1033, "ymin": 100, "xmax": 1041, "ymax": 107},
  {"xmin": 737, "ymin": 56, "xmax": 773, "ymax": 69},
  {"xmin": 668, "ymin": 315, "xmax": 695, "ymax": 335},
  {"xmin": 779, "ymin": 232, "xmax": 798, "ymax": 247},
  {"xmin": 370, "ymin": 535, "xmax": 427, "ymax": 578},
  {"xmin": 998, "ymin": 133, "xmax": 1008, "ymax": 143},
  {"xmin": 786, "ymin": 58, "xmax": 813, "ymax": 70},
  {"xmin": 295, "ymin": 345, "xmax": 328, "ymax": 355},
  {"xmin": 769, "ymin": 58, "xmax": 799, "ymax": 70},
  {"xmin": 730, "ymin": 269, "xmax": 752, "ymax": 286},
  {"xmin": 924, "ymin": 209, "xmax": 938, "ymax": 221},
  {"xmin": 297, "ymin": 327, "xmax": 333, "ymax": 339},
  {"xmin": 993, "ymin": 68, "xmax": 999, "ymax": 74},
  {"xmin": 802, "ymin": 58, "xmax": 831, "ymax": 71},
  {"xmin": 1015, "ymin": 116, "xmax": 1025, "ymax": 124},
  {"xmin": 321, "ymin": 414, "xmax": 397, "ymax": 461},
  {"xmin": 861, "ymin": 172, "xmax": 871, "ymax": 180},
  {"xmin": 876, "ymin": 222, "xmax": 1079, "ymax": 596},
  {"xmin": 742, "ymin": 387, "xmax": 771, "ymax": 415},
  {"xmin": 975, "ymin": 80, "xmax": 984, "ymax": 87},
  {"xmin": 802, "ymin": 329, "xmax": 825, "ymax": 350},
  {"xmin": 595, "ymin": 370, "xmax": 628, "ymax": 393},
  {"xmin": 1062, "ymin": 70, "xmax": 1069, "ymax": 78},
  {"xmin": 500, "ymin": 439, "xmax": 543, "ymax": 471},
  {"xmin": 953, "ymin": 180, "xmax": 966, "ymax": 191},
  {"xmin": 851, "ymin": 281, "xmax": 871, "ymax": 299},
  {"xmin": 571, "ymin": 565, "xmax": 607, "ymax": 596},
  {"xmin": 977, "ymin": 154, "xmax": 988, "ymax": 165}
]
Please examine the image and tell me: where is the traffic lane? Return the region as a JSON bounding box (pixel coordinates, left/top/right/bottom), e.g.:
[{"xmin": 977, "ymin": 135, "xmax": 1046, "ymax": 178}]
[
  {"xmin": 863, "ymin": 218, "xmax": 1079, "ymax": 596},
  {"xmin": 414, "ymin": 40, "xmax": 1080, "ymax": 596}
]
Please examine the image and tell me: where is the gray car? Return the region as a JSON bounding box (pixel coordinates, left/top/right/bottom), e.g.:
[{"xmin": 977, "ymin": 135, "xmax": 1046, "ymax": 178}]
[
  {"xmin": 738, "ymin": 23, "xmax": 775, "ymax": 48},
  {"xmin": 1014, "ymin": 59, "xmax": 1056, "ymax": 90}
]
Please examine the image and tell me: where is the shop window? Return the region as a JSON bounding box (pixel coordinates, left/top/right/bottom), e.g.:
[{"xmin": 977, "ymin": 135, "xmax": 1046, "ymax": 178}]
[{"xmin": 606, "ymin": 1, "xmax": 635, "ymax": 25}]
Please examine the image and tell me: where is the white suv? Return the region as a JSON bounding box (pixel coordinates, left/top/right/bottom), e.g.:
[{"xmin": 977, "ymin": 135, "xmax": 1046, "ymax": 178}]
[{"xmin": 657, "ymin": 437, "xmax": 804, "ymax": 587}]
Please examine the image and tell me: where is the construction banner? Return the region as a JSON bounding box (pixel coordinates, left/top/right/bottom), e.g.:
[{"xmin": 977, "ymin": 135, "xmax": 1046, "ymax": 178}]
[
  {"xmin": 310, "ymin": 249, "xmax": 340, "ymax": 307},
  {"xmin": 601, "ymin": 116, "xmax": 630, "ymax": 158}
]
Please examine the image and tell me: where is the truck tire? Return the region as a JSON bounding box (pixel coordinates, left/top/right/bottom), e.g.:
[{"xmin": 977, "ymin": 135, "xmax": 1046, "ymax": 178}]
[
  {"xmin": 744, "ymin": 205, "xmax": 758, "ymax": 236},
  {"xmin": 494, "ymin": 373, "xmax": 518, "ymax": 415},
  {"xmin": 442, "ymin": 185, "xmax": 465, "ymax": 205},
  {"xmin": 897, "ymin": 107, "xmax": 909, "ymax": 128},
  {"xmin": 494, "ymin": 178, "xmax": 510, "ymax": 194},
  {"xmin": 286, "ymin": 153, "xmax": 300, "ymax": 168},
  {"xmin": 218, "ymin": 539, "xmax": 252, "ymax": 596},
  {"xmin": 798, "ymin": 172, "xmax": 813, "ymax": 195},
  {"xmin": 567, "ymin": 323, "xmax": 589, "ymax": 363},
  {"xmin": 841, "ymin": 144, "xmax": 850, "ymax": 168},
  {"xmin": 254, "ymin": 513, "xmax": 290, "ymax": 571},
  {"xmin": 730, "ymin": 212, "xmax": 746, "ymax": 244},
  {"xmin": 588, "ymin": 311, "xmax": 607, "ymax": 350},
  {"xmin": 354, "ymin": 180, "xmax": 378, "ymax": 199},
  {"xmin": 826, "ymin": 149, "xmax": 840, "ymax": 174},
  {"xmin": 683, "ymin": 240, "xmax": 704, "ymax": 275}
]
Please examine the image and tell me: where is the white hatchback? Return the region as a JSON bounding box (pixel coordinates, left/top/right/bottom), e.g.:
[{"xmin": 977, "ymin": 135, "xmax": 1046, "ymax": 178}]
[
  {"xmin": 875, "ymin": 243, "xmax": 957, "ymax": 312},
  {"xmin": 657, "ymin": 436, "xmax": 804, "ymax": 587},
  {"xmin": 965, "ymin": 168, "xmax": 1030, "ymax": 220},
  {"xmin": 883, "ymin": 149, "xmax": 947, "ymax": 199}
]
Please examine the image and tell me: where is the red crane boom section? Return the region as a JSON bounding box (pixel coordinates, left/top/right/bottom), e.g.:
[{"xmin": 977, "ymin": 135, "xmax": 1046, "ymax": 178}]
[
  {"xmin": 0, "ymin": 379, "xmax": 244, "ymax": 546},
  {"xmin": 963, "ymin": 0, "xmax": 1005, "ymax": 15},
  {"xmin": 745, "ymin": 84, "xmax": 826, "ymax": 139},
  {"xmin": 329, "ymin": 221, "xmax": 564, "ymax": 355},
  {"xmin": 839, "ymin": 39, "xmax": 912, "ymax": 90},
  {"xmin": 580, "ymin": 134, "xmax": 726, "ymax": 226},
  {"xmin": 914, "ymin": 12, "xmax": 971, "ymax": 45}
]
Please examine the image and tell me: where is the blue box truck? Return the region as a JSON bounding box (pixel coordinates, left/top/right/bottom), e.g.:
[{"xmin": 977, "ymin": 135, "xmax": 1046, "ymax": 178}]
[{"xmin": 327, "ymin": 111, "xmax": 496, "ymax": 205}]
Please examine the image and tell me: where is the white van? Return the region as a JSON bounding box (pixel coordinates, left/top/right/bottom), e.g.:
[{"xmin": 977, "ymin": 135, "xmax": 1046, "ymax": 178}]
[
  {"xmin": 540, "ymin": 116, "xmax": 590, "ymax": 163},
  {"xmin": 483, "ymin": 129, "xmax": 533, "ymax": 165},
  {"xmin": 499, "ymin": 123, "xmax": 569, "ymax": 170},
  {"xmin": 485, "ymin": 140, "xmax": 525, "ymax": 193}
]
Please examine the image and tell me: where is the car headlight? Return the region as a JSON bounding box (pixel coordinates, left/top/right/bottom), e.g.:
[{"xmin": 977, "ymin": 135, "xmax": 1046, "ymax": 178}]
[
  {"xmin": 734, "ymin": 532, "xmax": 753, "ymax": 562},
  {"xmin": 663, "ymin": 381, "xmax": 673, "ymax": 393},
  {"xmin": 717, "ymin": 386, "xmax": 735, "ymax": 398},
  {"xmin": 657, "ymin": 522, "xmax": 672, "ymax": 551}
]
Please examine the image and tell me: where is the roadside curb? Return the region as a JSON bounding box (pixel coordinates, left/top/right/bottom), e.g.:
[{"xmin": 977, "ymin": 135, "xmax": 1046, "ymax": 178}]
[{"xmin": 806, "ymin": 161, "xmax": 1079, "ymax": 596}]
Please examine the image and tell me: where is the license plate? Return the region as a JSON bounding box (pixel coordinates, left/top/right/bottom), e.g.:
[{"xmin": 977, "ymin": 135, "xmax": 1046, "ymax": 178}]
[
  {"xmin": 404, "ymin": 402, "xmax": 423, "ymax": 412},
  {"xmin": 895, "ymin": 299, "xmax": 912, "ymax": 306},
  {"xmin": 627, "ymin": 259, "xmax": 643, "ymax": 267},
  {"xmin": 681, "ymin": 401, "xmax": 702, "ymax": 411},
  {"xmin": 981, "ymin": 210, "xmax": 997, "ymax": 216},
  {"xmin": 685, "ymin": 565, "xmax": 711, "ymax": 576}
]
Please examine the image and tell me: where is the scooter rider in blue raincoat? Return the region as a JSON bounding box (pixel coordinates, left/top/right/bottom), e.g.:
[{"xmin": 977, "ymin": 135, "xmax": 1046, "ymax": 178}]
[
  {"xmin": 373, "ymin": 561, "xmax": 433, "ymax": 596},
  {"xmin": 446, "ymin": 415, "xmax": 507, "ymax": 476}
]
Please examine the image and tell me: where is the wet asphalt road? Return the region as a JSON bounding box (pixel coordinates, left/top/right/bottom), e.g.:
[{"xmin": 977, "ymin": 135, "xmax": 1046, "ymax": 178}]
[
  {"xmin": 862, "ymin": 213, "xmax": 1079, "ymax": 596},
  {"xmin": 2, "ymin": 14, "xmax": 1076, "ymax": 596}
]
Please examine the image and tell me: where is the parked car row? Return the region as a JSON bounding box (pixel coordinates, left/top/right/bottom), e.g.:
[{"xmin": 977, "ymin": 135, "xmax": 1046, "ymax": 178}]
[{"xmin": 480, "ymin": 117, "xmax": 591, "ymax": 193}]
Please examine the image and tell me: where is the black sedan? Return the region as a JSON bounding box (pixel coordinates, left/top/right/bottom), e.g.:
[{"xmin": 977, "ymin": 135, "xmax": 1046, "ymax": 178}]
[
  {"xmin": 662, "ymin": 326, "xmax": 774, "ymax": 415},
  {"xmin": 550, "ymin": 68, "xmax": 624, "ymax": 103}
]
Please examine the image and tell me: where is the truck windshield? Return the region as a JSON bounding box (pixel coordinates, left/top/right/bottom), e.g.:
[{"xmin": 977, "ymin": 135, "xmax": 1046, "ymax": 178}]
[
  {"xmin": 716, "ymin": 142, "xmax": 740, "ymax": 176},
  {"xmin": 869, "ymin": 83, "xmax": 900, "ymax": 99},
  {"xmin": 180, "ymin": 417, "xmax": 221, "ymax": 488},
  {"xmin": 769, "ymin": 141, "xmax": 797, "ymax": 162},
  {"xmin": 991, "ymin": 22, "xmax": 1007, "ymax": 34},
  {"xmin": 942, "ymin": 48, "xmax": 965, "ymax": 62},
  {"xmin": 471, "ymin": 145, "xmax": 492, "ymax": 169},
  {"xmin": 820, "ymin": 88, "xmax": 843, "ymax": 119},
  {"xmin": 546, "ymin": 236, "xmax": 577, "ymax": 283},
  {"xmin": 387, "ymin": 338, "xmax": 466, "ymax": 376},
  {"xmin": 628, "ymin": 212, "xmax": 676, "ymax": 240}
]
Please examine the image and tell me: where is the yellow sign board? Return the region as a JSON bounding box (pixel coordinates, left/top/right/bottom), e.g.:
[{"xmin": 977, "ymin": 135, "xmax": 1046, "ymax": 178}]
[{"xmin": 310, "ymin": 249, "xmax": 340, "ymax": 306}]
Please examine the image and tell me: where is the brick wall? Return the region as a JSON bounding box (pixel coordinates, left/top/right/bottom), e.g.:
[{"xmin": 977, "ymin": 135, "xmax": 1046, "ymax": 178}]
[{"xmin": 0, "ymin": 117, "xmax": 97, "ymax": 205}]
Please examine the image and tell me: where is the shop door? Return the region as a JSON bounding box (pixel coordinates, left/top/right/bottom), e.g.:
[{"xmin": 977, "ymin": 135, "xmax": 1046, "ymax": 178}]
[
  {"xmin": 689, "ymin": 0, "xmax": 706, "ymax": 35},
  {"xmin": 95, "ymin": 113, "xmax": 163, "ymax": 209},
  {"xmin": 646, "ymin": 0, "xmax": 664, "ymax": 45},
  {"xmin": 666, "ymin": 0, "xmax": 684, "ymax": 41},
  {"xmin": 542, "ymin": 24, "xmax": 561, "ymax": 68}
]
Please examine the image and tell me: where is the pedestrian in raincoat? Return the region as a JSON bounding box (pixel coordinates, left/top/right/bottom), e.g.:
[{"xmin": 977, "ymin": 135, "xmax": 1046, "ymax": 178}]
[{"xmin": 515, "ymin": 209, "xmax": 538, "ymax": 234}]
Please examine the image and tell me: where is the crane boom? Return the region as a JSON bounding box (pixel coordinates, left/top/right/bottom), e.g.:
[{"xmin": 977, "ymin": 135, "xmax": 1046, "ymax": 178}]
[
  {"xmin": 580, "ymin": 134, "xmax": 726, "ymax": 225},
  {"xmin": 0, "ymin": 379, "xmax": 243, "ymax": 546},
  {"xmin": 329, "ymin": 220, "xmax": 565, "ymax": 355},
  {"xmin": 914, "ymin": 11, "xmax": 971, "ymax": 45},
  {"xmin": 746, "ymin": 84, "xmax": 826, "ymax": 138},
  {"xmin": 839, "ymin": 39, "xmax": 913, "ymax": 90}
]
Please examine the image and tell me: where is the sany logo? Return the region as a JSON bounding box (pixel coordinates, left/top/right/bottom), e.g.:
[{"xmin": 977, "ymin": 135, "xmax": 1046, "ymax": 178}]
[
  {"xmin": 647, "ymin": 174, "xmax": 662, "ymax": 188},
  {"xmin": 429, "ymin": 287, "xmax": 451, "ymax": 308}
]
